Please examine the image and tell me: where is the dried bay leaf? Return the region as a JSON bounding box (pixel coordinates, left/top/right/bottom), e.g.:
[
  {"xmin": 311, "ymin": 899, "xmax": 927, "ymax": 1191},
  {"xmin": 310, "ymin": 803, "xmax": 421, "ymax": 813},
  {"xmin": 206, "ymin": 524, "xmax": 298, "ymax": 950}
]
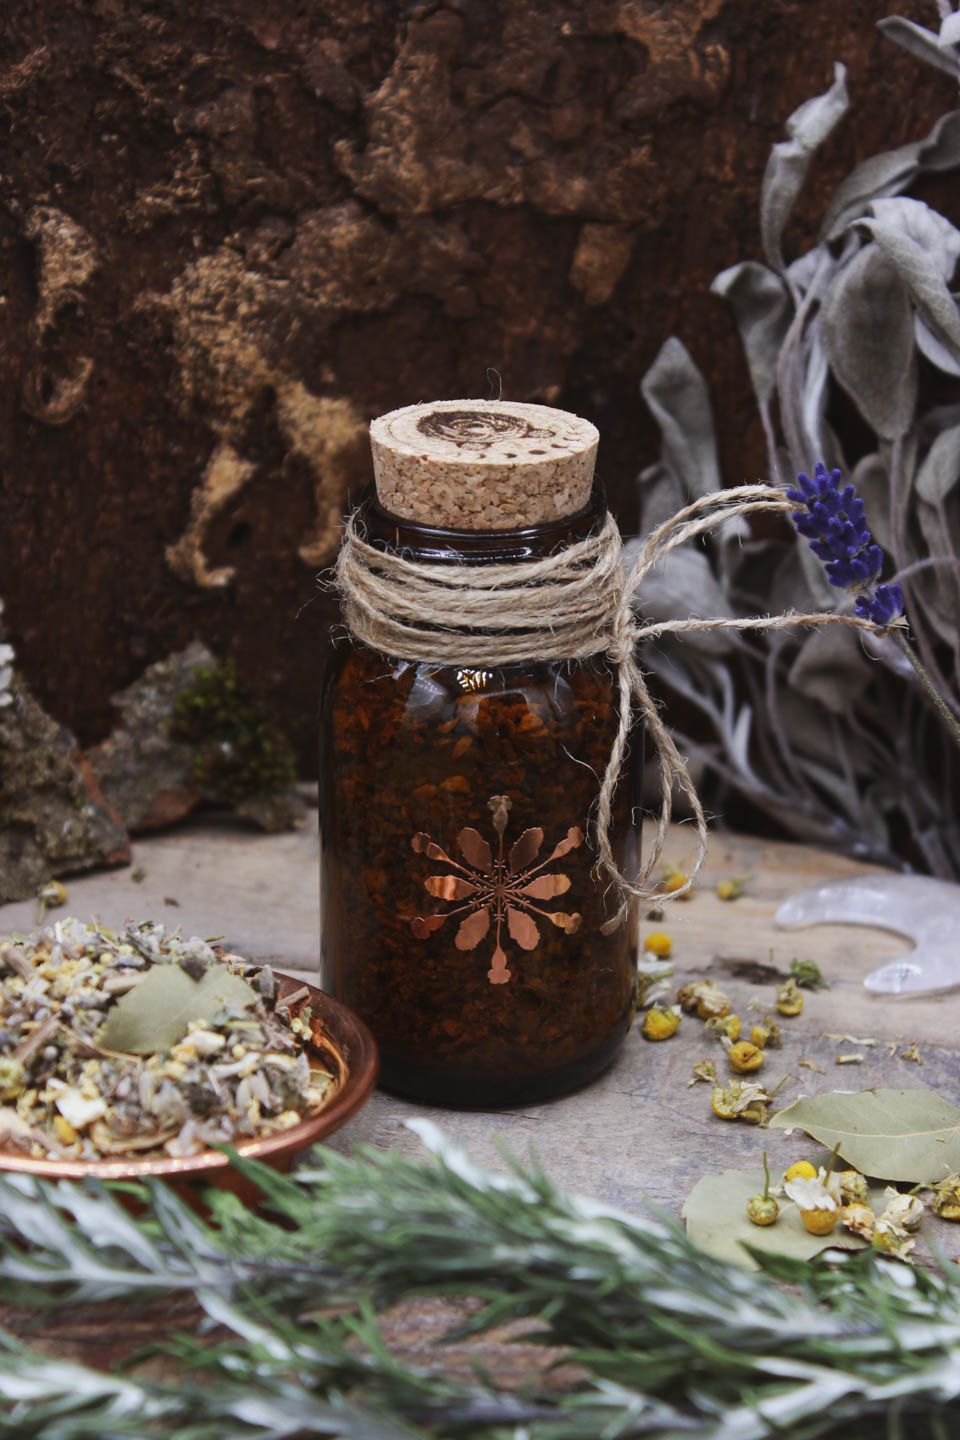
[
  {"xmin": 682, "ymin": 1166, "xmax": 872, "ymax": 1270},
  {"xmin": 99, "ymin": 964, "xmax": 258, "ymax": 1055},
  {"xmin": 770, "ymin": 1088, "xmax": 960, "ymax": 1183}
]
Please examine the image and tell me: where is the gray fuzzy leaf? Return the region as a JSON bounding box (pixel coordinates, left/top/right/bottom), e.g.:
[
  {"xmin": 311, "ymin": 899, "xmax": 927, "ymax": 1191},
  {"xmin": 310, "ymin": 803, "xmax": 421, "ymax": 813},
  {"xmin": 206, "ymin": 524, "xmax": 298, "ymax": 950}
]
[
  {"xmin": 919, "ymin": 110, "xmax": 960, "ymax": 173},
  {"xmin": 822, "ymin": 245, "xmax": 916, "ymax": 438},
  {"xmin": 711, "ymin": 261, "xmax": 791, "ymax": 402},
  {"xmin": 878, "ymin": 16, "xmax": 960, "ymax": 78},
  {"xmin": 761, "ymin": 64, "xmax": 848, "ymax": 272},
  {"xmin": 941, "ymin": 12, "xmax": 960, "ymax": 46},
  {"xmin": 640, "ymin": 338, "xmax": 719, "ymax": 497},
  {"xmin": 916, "ymin": 315, "xmax": 960, "ymax": 375},
  {"xmin": 821, "ymin": 111, "xmax": 960, "ymax": 239},
  {"xmin": 788, "ymin": 625, "xmax": 873, "ymax": 713},
  {"xmin": 629, "ymin": 545, "xmax": 736, "ymax": 656},
  {"xmin": 637, "ymin": 461, "xmax": 686, "ymax": 533},
  {"xmin": 851, "ymin": 452, "xmax": 893, "ymax": 553},
  {"xmin": 860, "ymin": 211, "xmax": 960, "ymax": 357},
  {"xmin": 915, "ymin": 423, "xmax": 960, "ymax": 503},
  {"xmin": 869, "ymin": 197, "xmax": 960, "ymax": 280}
]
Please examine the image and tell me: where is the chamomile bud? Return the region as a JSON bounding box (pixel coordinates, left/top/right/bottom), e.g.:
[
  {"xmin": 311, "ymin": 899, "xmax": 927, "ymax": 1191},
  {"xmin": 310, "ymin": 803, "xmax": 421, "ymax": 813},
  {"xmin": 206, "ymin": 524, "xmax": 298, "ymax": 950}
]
[
  {"xmin": 750, "ymin": 1019, "xmax": 782, "ymax": 1049},
  {"xmin": 784, "ymin": 1160, "xmax": 817, "ymax": 1183},
  {"xmin": 776, "ymin": 977, "xmax": 804, "ymax": 1016},
  {"xmin": 705, "ymin": 1013, "xmax": 741, "ymax": 1042},
  {"xmin": 746, "ymin": 1152, "xmax": 780, "ymax": 1227},
  {"xmin": 840, "ymin": 1203, "xmax": 875, "ymax": 1240},
  {"xmin": 642, "ymin": 1006, "xmax": 680, "ymax": 1041},
  {"xmin": 931, "ymin": 1173, "xmax": 960, "ymax": 1221},
  {"xmin": 724, "ymin": 1039, "xmax": 764, "ymax": 1073},
  {"xmin": 839, "ymin": 1170, "xmax": 868, "ymax": 1206},
  {"xmin": 643, "ymin": 932, "xmax": 672, "ymax": 958}
]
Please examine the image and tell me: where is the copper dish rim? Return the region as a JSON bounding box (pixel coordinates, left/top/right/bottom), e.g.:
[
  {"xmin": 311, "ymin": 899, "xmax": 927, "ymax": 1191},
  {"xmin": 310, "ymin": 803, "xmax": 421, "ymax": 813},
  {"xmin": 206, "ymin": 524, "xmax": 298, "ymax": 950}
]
[{"xmin": 0, "ymin": 974, "xmax": 378, "ymax": 1182}]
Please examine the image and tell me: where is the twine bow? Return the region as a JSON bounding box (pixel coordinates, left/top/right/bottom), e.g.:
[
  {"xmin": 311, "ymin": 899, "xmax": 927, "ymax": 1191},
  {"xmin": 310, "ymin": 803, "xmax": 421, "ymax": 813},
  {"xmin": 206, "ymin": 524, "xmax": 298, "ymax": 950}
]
[{"xmin": 335, "ymin": 484, "xmax": 890, "ymax": 913}]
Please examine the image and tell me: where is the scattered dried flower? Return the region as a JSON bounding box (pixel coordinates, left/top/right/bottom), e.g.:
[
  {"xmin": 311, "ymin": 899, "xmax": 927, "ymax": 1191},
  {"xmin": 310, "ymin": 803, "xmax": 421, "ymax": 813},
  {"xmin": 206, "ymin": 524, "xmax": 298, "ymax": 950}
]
[
  {"xmin": 750, "ymin": 1019, "xmax": 782, "ymax": 1049},
  {"xmin": 710, "ymin": 1081, "xmax": 770, "ymax": 1125},
  {"xmin": 880, "ymin": 1188, "xmax": 925, "ymax": 1234},
  {"xmin": 36, "ymin": 880, "xmax": 68, "ymax": 921},
  {"xmin": 798, "ymin": 1057, "xmax": 825, "ymax": 1073},
  {"xmin": 705, "ymin": 1014, "xmax": 741, "ymax": 1042},
  {"xmin": 784, "ymin": 1160, "xmax": 818, "ymax": 1183},
  {"xmin": 836, "ymin": 1054, "xmax": 864, "ymax": 1065},
  {"xmin": 929, "ymin": 1173, "xmax": 960, "ymax": 1221},
  {"xmin": 746, "ymin": 1152, "xmax": 780, "ymax": 1227},
  {"xmin": 840, "ymin": 1203, "xmax": 876, "ymax": 1240},
  {"xmin": 776, "ymin": 978, "xmax": 804, "ymax": 1016},
  {"xmin": 677, "ymin": 980, "xmax": 731, "ymax": 1020},
  {"xmin": 716, "ymin": 877, "xmax": 746, "ymax": 902},
  {"xmin": 900, "ymin": 1043, "xmax": 924, "ymax": 1066},
  {"xmin": 688, "ymin": 1058, "xmax": 718, "ymax": 1087},
  {"xmin": 724, "ymin": 1039, "xmax": 764, "ymax": 1074},
  {"xmin": 642, "ymin": 1006, "xmax": 681, "ymax": 1042},
  {"xmin": 661, "ymin": 864, "xmax": 692, "ymax": 898},
  {"xmin": 840, "ymin": 1170, "xmax": 869, "ymax": 1206},
  {"xmin": 643, "ymin": 932, "xmax": 672, "ymax": 958}
]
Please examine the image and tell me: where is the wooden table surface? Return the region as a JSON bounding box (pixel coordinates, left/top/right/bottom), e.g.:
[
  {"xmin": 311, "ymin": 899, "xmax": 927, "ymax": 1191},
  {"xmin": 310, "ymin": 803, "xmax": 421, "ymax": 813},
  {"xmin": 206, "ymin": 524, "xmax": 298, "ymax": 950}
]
[
  {"xmin": 2, "ymin": 808, "xmax": 959, "ymax": 1368},
  {"xmin": 1, "ymin": 808, "xmax": 955, "ymax": 1217}
]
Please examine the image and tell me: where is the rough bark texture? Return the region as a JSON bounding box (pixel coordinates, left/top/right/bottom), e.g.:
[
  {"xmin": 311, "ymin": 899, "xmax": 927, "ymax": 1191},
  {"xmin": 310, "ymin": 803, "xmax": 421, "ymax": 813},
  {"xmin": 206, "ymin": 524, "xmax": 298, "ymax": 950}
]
[{"xmin": 0, "ymin": 0, "xmax": 952, "ymax": 769}]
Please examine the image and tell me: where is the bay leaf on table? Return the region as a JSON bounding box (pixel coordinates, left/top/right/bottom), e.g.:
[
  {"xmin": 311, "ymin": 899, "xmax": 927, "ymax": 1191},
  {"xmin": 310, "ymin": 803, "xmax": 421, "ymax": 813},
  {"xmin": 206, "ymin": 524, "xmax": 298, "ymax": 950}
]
[
  {"xmin": 99, "ymin": 964, "xmax": 258, "ymax": 1055},
  {"xmin": 682, "ymin": 1166, "xmax": 872, "ymax": 1270},
  {"xmin": 770, "ymin": 1088, "xmax": 960, "ymax": 1183}
]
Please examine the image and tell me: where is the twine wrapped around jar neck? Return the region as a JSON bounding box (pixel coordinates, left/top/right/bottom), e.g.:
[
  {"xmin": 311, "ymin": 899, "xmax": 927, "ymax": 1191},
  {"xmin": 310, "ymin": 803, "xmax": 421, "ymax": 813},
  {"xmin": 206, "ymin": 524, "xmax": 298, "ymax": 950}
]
[{"xmin": 335, "ymin": 484, "xmax": 890, "ymax": 912}]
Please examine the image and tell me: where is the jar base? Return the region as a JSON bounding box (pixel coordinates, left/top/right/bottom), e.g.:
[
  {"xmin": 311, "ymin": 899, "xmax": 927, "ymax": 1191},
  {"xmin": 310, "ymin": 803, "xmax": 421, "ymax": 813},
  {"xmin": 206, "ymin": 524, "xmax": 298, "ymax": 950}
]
[{"xmin": 375, "ymin": 1020, "xmax": 631, "ymax": 1110}]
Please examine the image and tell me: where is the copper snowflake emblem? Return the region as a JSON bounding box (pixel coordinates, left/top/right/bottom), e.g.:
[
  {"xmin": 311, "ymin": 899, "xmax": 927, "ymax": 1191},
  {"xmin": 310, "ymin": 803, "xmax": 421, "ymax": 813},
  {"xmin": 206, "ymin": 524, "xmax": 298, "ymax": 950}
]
[{"xmin": 410, "ymin": 794, "xmax": 582, "ymax": 985}]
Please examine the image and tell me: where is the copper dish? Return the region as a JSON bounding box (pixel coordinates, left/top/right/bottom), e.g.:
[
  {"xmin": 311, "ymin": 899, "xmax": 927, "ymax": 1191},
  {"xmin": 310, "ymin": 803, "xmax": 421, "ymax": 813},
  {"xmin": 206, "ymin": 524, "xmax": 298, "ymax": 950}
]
[{"xmin": 0, "ymin": 975, "xmax": 378, "ymax": 1200}]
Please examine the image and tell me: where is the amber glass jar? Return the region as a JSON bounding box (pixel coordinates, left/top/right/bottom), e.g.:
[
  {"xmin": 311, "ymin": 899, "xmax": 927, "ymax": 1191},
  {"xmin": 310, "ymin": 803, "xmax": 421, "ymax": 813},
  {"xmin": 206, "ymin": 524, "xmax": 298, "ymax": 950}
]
[{"xmin": 319, "ymin": 485, "xmax": 640, "ymax": 1108}]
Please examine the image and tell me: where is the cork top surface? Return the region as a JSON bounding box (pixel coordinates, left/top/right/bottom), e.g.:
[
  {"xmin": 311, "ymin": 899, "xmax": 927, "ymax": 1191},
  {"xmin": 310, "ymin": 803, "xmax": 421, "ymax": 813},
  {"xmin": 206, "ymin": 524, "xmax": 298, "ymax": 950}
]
[{"xmin": 369, "ymin": 399, "xmax": 599, "ymax": 530}]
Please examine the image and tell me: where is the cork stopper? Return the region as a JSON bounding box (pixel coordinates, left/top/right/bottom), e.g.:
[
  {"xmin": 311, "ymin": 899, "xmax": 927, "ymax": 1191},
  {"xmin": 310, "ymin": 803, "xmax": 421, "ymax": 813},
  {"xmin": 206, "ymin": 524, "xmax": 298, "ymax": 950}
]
[{"xmin": 370, "ymin": 399, "xmax": 599, "ymax": 530}]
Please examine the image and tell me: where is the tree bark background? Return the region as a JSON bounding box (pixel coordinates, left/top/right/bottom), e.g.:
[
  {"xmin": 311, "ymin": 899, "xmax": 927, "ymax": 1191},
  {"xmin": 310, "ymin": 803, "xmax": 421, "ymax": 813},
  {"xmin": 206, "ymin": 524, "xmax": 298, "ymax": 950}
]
[{"xmin": 0, "ymin": 0, "xmax": 952, "ymax": 769}]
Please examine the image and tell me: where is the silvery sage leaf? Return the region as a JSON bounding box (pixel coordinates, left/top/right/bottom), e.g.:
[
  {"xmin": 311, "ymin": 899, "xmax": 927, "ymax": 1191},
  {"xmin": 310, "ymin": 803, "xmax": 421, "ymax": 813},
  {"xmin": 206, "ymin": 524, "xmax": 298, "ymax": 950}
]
[
  {"xmin": 630, "ymin": 545, "xmax": 736, "ymax": 656},
  {"xmin": 788, "ymin": 625, "xmax": 874, "ymax": 713},
  {"xmin": 761, "ymin": 62, "xmax": 848, "ymax": 273},
  {"xmin": 942, "ymin": 11, "xmax": 960, "ymax": 46},
  {"xmin": 869, "ymin": 197, "xmax": 960, "ymax": 280},
  {"xmin": 861, "ymin": 211, "xmax": 960, "ymax": 357},
  {"xmin": 851, "ymin": 452, "xmax": 893, "ymax": 552},
  {"xmin": 822, "ymin": 244, "xmax": 917, "ymax": 438},
  {"xmin": 639, "ymin": 337, "xmax": 719, "ymax": 497},
  {"xmin": 878, "ymin": 15, "xmax": 960, "ymax": 78},
  {"xmin": 99, "ymin": 964, "xmax": 258, "ymax": 1054},
  {"xmin": 711, "ymin": 261, "xmax": 791, "ymax": 403},
  {"xmin": 916, "ymin": 314, "xmax": 960, "ymax": 375},
  {"xmin": 915, "ymin": 422, "xmax": 960, "ymax": 504},
  {"xmin": 821, "ymin": 111, "xmax": 960, "ymax": 240}
]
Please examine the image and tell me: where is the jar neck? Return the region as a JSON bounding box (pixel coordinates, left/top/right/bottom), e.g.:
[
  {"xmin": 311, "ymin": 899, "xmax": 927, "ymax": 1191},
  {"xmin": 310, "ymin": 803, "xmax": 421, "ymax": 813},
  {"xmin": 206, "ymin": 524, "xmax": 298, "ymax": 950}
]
[{"xmin": 357, "ymin": 480, "xmax": 608, "ymax": 565}]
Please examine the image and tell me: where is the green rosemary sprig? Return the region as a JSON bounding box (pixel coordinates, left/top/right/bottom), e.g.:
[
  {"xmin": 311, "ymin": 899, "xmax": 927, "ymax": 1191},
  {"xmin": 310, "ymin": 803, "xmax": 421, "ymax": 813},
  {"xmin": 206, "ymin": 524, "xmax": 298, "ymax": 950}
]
[{"xmin": 1, "ymin": 1124, "xmax": 960, "ymax": 1438}]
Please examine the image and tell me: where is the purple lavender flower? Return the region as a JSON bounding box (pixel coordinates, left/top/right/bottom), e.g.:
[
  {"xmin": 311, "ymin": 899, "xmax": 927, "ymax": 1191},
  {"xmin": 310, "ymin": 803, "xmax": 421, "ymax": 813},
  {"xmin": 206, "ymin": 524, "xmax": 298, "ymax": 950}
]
[{"xmin": 787, "ymin": 461, "xmax": 904, "ymax": 627}]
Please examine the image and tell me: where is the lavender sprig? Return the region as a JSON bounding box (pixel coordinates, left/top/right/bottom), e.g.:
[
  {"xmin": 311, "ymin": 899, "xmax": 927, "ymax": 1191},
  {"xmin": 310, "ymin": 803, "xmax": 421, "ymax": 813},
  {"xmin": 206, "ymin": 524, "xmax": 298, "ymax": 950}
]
[
  {"xmin": 786, "ymin": 462, "xmax": 904, "ymax": 625},
  {"xmin": 789, "ymin": 461, "xmax": 960, "ymax": 757}
]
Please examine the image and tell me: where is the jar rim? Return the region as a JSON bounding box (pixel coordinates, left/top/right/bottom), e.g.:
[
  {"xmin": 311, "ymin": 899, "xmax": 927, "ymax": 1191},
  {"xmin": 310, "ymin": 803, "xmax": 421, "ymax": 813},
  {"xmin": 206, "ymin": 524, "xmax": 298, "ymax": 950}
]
[{"xmin": 356, "ymin": 479, "xmax": 608, "ymax": 565}]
